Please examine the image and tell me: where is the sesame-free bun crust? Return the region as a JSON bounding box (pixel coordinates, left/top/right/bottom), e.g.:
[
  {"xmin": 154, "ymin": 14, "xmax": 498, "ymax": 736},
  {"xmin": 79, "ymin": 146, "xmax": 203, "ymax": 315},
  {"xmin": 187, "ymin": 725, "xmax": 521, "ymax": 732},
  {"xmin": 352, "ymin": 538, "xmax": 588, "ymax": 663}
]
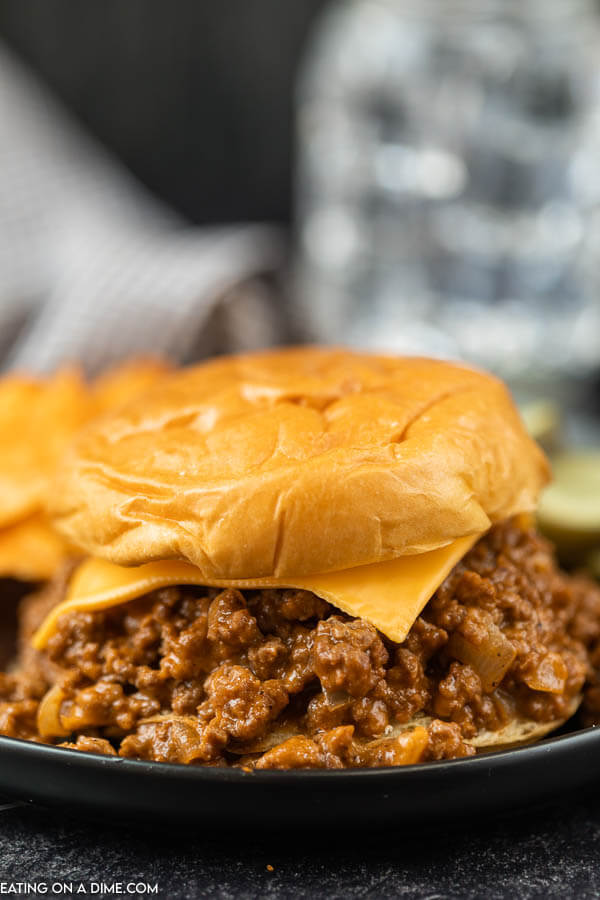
[{"xmin": 50, "ymin": 348, "xmax": 549, "ymax": 578}]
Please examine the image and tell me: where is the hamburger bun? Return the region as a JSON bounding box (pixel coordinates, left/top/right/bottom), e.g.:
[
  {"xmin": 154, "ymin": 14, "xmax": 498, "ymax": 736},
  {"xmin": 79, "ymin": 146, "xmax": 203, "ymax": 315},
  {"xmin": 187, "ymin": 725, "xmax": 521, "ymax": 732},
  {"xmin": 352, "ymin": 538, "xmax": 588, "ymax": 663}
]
[{"xmin": 50, "ymin": 347, "xmax": 549, "ymax": 579}]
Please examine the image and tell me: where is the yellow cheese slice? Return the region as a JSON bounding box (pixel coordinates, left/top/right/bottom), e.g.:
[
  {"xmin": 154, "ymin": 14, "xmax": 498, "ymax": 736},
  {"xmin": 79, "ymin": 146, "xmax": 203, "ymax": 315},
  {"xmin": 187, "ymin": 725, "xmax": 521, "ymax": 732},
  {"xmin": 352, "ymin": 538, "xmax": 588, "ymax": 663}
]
[{"xmin": 31, "ymin": 533, "xmax": 481, "ymax": 650}]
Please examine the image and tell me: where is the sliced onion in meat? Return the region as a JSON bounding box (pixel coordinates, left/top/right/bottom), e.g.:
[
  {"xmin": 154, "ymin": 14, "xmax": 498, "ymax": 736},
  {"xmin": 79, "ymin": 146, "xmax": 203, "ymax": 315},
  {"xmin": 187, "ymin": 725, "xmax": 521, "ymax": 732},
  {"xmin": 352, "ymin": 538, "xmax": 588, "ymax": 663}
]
[
  {"xmin": 137, "ymin": 714, "xmax": 205, "ymax": 763},
  {"xmin": 359, "ymin": 725, "xmax": 429, "ymax": 767},
  {"xmin": 447, "ymin": 624, "xmax": 516, "ymax": 693},
  {"xmin": 37, "ymin": 685, "xmax": 71, "ymax": 740},
  {"xmin": 523, "ymin": 653, "xmax": 568, "ymax": 694},
  {"xmin": 323, "ymin": 688, "xmax": 353, "ymax": 710},
  {"xmin": 228, "ymin": 724, "xmax": 301, "ymax": 755}
]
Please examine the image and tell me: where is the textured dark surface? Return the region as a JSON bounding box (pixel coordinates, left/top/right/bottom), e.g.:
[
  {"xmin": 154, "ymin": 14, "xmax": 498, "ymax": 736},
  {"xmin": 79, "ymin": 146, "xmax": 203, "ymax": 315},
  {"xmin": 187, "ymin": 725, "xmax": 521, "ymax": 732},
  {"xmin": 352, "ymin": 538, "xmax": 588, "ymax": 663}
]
[
  {"xmin": 0, "ymin": 0, "xmax": 328, "ymax": 225},
  {"xmin": 1, "ymin": 792, "xmax": 600, "ymax": 899}
]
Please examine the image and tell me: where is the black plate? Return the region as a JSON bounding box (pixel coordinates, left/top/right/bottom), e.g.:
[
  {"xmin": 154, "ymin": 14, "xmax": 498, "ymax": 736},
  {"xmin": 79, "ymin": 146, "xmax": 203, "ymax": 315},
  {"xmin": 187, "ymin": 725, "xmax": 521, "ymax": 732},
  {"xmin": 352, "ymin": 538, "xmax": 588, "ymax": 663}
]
[{"xmin": 0, "ymin": 727, "xmax": 599, "ymax": 829}]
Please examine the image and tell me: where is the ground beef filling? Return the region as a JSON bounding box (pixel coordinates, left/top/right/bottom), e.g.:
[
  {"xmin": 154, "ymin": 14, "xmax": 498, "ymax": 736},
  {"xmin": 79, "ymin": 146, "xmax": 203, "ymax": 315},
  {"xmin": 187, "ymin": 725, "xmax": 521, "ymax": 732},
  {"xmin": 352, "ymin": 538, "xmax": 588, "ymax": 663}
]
[{"xmin": 1, "ymin": 519, "xmax": 599, "ymax": 769}]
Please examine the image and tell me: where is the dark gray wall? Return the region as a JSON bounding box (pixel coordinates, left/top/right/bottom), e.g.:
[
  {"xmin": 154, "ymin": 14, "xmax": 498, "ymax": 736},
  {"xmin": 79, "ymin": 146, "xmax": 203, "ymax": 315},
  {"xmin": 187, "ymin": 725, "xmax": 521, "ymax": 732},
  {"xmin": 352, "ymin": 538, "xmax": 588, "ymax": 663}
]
[{"xmin": 0, "ymin": 1, "xmax": 329, "ymax": 224}]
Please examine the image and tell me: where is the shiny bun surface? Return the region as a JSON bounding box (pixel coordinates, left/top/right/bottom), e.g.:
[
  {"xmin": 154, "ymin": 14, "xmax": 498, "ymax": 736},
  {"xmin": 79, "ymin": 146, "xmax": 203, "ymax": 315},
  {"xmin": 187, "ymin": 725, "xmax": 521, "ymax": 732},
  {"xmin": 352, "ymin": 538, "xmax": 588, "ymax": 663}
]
[{"xmin": 49, "ymin": 347, "xmax": 549, "ymax": 578}]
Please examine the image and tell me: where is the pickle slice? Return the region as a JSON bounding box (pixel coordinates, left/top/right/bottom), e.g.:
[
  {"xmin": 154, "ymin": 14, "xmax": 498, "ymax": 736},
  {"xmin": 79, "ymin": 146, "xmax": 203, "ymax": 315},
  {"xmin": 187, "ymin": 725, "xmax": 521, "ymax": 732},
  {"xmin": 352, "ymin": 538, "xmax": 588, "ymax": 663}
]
[
  {"xmin": 537, "ymin": 452, "xmax": 600, "ymax": 559},
  {"xmin": 588, "ymin": 549, "xmax": 600, "ymax": 580},
  {"xmin": 519, "ymin": 400, "xmax": 560, "ymax": 450}
]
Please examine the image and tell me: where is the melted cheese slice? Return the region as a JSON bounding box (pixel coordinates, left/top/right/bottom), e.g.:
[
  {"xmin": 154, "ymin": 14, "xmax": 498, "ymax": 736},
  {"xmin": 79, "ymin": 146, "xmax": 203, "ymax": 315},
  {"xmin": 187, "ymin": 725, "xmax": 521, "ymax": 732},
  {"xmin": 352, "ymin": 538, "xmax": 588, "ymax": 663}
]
[{"xmin": 31, "ymin": 533, "xmax": 481, "ymax": 650}]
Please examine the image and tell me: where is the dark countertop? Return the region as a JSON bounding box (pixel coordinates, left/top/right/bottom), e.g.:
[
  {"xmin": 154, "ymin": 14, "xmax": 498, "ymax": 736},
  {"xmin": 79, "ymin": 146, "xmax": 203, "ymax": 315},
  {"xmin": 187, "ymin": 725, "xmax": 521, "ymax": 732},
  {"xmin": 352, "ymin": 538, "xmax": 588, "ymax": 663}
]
[{"xmin": 1, "ymin": 792, "xmax": 600, "ymax": 900}]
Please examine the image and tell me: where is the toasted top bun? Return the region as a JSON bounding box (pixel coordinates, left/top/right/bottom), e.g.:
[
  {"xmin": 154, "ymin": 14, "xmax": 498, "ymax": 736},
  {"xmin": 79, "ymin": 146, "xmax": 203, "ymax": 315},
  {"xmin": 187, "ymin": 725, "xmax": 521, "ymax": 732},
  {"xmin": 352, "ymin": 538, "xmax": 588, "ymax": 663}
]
[
  {"xmin": 48, "ymin": 347, "xmax": 549, "ymax": 579},
  {"xmin": 91, "ymin": 358, "xmax": 170, "ymax": 414}
]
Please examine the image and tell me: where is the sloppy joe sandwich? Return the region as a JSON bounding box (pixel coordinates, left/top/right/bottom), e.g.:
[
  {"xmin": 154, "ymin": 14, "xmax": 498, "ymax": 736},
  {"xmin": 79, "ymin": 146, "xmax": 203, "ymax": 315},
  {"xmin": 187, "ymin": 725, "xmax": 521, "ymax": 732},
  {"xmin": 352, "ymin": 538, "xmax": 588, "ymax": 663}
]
[{"xmin": 6, "ymin": 348, "xmax": 600, "ymax": 767}]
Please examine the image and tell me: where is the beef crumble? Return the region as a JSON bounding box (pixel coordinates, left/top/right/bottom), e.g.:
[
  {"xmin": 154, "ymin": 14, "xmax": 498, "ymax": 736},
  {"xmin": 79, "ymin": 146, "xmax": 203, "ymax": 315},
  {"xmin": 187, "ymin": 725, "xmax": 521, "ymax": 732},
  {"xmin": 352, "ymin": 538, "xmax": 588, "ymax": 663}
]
[{"xmin": 1, "ymin": 519, "xmax": 599, "ymax": 768}]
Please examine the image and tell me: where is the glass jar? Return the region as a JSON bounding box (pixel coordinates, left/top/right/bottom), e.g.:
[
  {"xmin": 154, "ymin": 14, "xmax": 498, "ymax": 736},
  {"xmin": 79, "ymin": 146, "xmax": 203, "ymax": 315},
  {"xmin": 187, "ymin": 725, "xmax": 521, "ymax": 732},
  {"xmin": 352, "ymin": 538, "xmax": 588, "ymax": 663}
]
[{"xmin": 295, "ymin": 0, "xmax": 600, "ymax": 395}]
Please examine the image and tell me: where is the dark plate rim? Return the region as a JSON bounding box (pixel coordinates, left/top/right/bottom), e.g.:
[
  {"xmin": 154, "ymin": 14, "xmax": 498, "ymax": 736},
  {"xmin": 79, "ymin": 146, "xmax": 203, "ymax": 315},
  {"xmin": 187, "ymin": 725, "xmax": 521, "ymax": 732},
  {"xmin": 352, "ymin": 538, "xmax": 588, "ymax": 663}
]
[{"xmin": 1, "ymin": 724, "xmax": 599, "ymax": 785}]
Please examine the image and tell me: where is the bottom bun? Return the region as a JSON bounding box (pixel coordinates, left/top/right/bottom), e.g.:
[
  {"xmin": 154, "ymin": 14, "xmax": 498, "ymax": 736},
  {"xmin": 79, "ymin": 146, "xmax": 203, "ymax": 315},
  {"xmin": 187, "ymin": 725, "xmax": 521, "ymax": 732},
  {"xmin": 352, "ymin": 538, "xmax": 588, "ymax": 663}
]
[{"xmin": 218, "ymin": 696, "xmax": 581, "ymax": 761}]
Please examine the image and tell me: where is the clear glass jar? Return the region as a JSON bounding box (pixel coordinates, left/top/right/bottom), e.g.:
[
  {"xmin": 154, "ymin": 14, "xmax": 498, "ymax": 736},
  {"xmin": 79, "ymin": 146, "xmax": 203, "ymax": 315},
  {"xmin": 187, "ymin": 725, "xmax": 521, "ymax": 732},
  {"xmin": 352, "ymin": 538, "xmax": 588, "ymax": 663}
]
[{"xmin": 295, "ymin": 0, "xmax": 600, "ymax": 395}]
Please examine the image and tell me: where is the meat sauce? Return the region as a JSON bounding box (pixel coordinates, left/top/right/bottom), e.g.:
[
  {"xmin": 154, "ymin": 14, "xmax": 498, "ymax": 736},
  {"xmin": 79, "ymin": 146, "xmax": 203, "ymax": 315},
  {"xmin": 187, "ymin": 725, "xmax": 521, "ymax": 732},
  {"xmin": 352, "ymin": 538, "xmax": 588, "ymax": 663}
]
[{"xmin": 1, "ymin": 519, "xmax": 599, "ymax": 768}]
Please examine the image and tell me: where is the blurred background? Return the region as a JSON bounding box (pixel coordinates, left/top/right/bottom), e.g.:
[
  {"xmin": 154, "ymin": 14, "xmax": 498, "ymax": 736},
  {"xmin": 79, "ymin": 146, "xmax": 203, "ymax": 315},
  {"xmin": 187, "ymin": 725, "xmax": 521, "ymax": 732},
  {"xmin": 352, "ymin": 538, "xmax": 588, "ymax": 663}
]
[
  {"xmin": 0, "ymin": 0, "xmax": 599, "ymax": 562},
  {"xmin": 0, "ymin": 1, "xmax": 325, "ymax": 224}
]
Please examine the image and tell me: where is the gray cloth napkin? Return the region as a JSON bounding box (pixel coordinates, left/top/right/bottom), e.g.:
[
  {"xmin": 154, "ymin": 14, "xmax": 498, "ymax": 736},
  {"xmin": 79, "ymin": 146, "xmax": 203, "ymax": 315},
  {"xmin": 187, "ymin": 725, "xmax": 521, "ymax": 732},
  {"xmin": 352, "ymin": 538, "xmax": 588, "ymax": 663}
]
[{"xmin": 0, "ymin": 44, "xmax": 283, "ymax": 375}]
